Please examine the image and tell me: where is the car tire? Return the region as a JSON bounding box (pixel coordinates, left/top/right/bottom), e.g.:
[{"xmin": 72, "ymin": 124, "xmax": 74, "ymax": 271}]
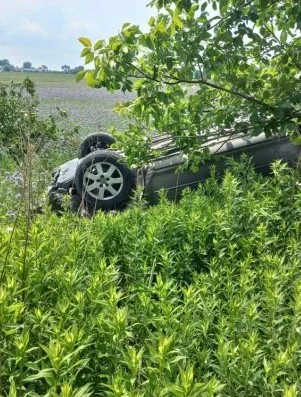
[
  {"xmin": 74, "ymin": 150, "xmax": 134, "ymax": 210},
  {"xmin": 79, "ymin": 132, "xmax": 116, "ymax": 158}
]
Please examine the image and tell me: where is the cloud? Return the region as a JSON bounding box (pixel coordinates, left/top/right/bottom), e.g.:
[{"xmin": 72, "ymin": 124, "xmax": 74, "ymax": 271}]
[
  {"xmin": 0, "ymin": 0, "xmax": 153, "ymax": 69},
  {"xmin": 21, "ymin": 18, "xmax": 47, "ymax": 36},
  {"xmin": 0, "ymin": 0, "xmax": 59, "ymax": 13}
]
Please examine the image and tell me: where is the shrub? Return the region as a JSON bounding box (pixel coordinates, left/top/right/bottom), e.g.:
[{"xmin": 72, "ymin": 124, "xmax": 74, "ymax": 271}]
[
  {"xmin": 0, "ymin": 78, "xmax": 82, "ymax": 221},
  {"xmin": 0, "ymin": 78, "xmax": 67, "ymax": 156},
  {"xmin": 0, "ymin": 158, "xmax": 301, "ymax": 396}
]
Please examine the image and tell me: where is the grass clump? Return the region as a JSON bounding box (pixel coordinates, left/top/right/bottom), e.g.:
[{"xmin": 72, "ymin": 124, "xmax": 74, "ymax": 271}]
[{"xmin": 0, "ymin": 158, "xmax": 301, "ymax": 396}]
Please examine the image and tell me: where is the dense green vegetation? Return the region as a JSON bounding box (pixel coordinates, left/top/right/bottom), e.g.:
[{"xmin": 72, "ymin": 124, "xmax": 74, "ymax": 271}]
[
  {"xmin": 1, "ymin": 12, "xmax": 301, "ymax": 391},
  {"xmin": 1, "ymin": 154, "xmax": 301, "ymax": 395},
  {"xmin": 79, "ymin": 0, "xmax": 301, "ymax": 165}
]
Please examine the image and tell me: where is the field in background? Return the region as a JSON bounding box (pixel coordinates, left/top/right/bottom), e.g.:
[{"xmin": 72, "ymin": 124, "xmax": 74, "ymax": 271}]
[{"xmin": 0, "ymin": 71, "xmax": 132, "ymax": 135}]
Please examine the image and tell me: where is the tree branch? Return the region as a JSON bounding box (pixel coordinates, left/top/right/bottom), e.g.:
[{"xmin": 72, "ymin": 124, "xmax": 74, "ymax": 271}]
[
  {"xmin": 264, "ymin": 24, "xmax": 300, "ymax": 69},
  {"xmin": 167, "ymin": 73, "xmax": 274, "ymax": 108},
  {"xmin": 129, "ymin": 63, "xmax": 274, "ymax": 109}
]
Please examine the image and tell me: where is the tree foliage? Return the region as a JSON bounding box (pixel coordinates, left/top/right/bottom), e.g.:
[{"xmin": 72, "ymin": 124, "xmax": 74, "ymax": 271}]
[
  {"xmin": 0, "ymin": 79, "xmax": 64, "ymax": 156},
  {"xmin": 61, "ymin": 64, "xmax": 71, "ymax": 72},
  {"xmin": 23, "ymin": 61, "xmax": 32, "ymax": 69},
  {"xmin": 79, "ymin": 0, "xmax": 301, "ymax": 164},
  {"xmin": 0, "ymin": 59, "xmax": 11, "ymax": 66},
  {"xmin": 0, "ymin": 59, "xmax": 14, "ymax": 71}
]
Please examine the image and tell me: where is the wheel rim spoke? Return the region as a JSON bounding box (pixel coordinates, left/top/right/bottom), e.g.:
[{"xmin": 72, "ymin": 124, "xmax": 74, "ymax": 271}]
[
  {"xmin": 85, "ymin": 171, "xmax": 98, "ymax": 181},
  {"xmin": 83, "ymin": 161, "xmax": 124, "ymax": 201},
  {"xmin": 106, "ymin": 185, "xmax": 119, "ymax": 196},
  {"xmin": 85, "ymin": 182, "xmax": 99, "ymax": 192},
  {"xmin": 95, "ymin": 162, "xmax": 103, "ymax": 175},
  {"xmin": 97, "ymin": 187, "xmax": 105, "ymax": 199},
  {"xmin": 110, "ymin": 177, "xmax": 123, "ymax": 184},
  {"xmin": 105, "ymin": 164, "xmax": 116, "ymax": 177}
]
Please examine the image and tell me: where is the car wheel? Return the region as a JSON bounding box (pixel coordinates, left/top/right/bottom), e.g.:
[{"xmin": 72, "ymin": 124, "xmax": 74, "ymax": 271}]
[
  {"xmin": 74, "ymin": 150, "xmax": 134, "ymax": 210},
  {"xmin": 79, "ymin": 132, "xmax": 116, "ymax": 158}
]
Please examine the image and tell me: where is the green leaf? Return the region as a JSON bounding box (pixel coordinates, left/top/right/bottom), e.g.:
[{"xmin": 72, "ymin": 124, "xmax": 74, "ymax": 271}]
[
  {"xmin": 8, "ymin": 380, "xmax": 17, "ymax": 397},
  {"xmin": 154, "ymin": 20, "xmax": 166, "ymax": 34},
  {"xmin": 165, "ymin": 385, "xmax": 184, "ymax": 396},
  {"xmin": 73, "ymin": 384, "xmax": 93, "ymax": 397},
  {"xmin": 280, "ymin": 31, "xmax": 288, "ymax": 44},
  {"xmin": 149, "ymin": 16, "xmax": 156, "ymax": 27},
  {"xmin": 79, "ymin": 37, "xmax": 92, "ymax": 47},
  {"xmin": 85, "ymin": 71, "xmax": 100, "ymax": 87},
  {"xmin": 173, "ymin": 15, "xmax": 184, "ymax": 29},
  {"xmin": 259, "ymin": 27, "xmax": 266, "ymax": 37},
  {"xmin": 85, "ymin": 53, "xmax": 94, "ymax": 65},
  {"xmin": 76, "ymin": 70, "xmax": 87, "ymax": 82},
  {"xmin": 292, "ymin": 136, "xmax": 301, "ymax": 145},
  {"xmin": 219, "ymin": 0, "xmax": 229, "ymax": 14},
  {"xmin": 94, "ymin": 40, "xmax": 105, "ymax": 51},
  {"xmin": 166, "ymin": 56, "xmax": 174, "ymax": 69},
  {"xmin": 24, "ymin": 368, "xmax": 54, "ymax": 382},
  {"xmin": 198, "ymin": 15, "xmax": 208, "ymax": 23},
  {"xmin": 81, "ymin": 48, "xmax": 91, "ymax": 57},
  {"xmin": 110, "ymin": 38, "xmax": 122, "ymax": 51},
  {"xmin": 140, "ymin": 34, "xmax": 154, "ymax": 50},
  {"xmin": 122, "ymin": 22, "xmax": 131, "ymax": 31},
  {"xmin": 201, "ymin": 2, "xmax": 207, "ymax": 11}
]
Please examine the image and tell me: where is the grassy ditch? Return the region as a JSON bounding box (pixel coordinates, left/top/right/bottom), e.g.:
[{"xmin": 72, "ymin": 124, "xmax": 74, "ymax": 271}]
[{"xmin": 0, "ymin": 157, "xmax": 301, "ymax": 396}]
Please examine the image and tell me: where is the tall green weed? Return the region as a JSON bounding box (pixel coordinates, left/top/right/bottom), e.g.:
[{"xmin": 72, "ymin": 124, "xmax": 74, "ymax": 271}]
[{"xmin": 0, "ymin": 158, "xmax": 301, "ymax": 396}]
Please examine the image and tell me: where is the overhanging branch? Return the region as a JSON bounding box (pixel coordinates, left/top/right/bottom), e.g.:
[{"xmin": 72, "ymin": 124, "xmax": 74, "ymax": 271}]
[{"xmin": 130, "ymin": 63, "xmax": 273, "ymax": 109}]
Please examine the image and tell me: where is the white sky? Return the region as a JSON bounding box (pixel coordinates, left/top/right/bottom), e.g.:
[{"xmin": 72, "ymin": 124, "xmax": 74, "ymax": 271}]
[{"xmin": 0, "ymin": 0, "xmax": 153, "ymax": 70}]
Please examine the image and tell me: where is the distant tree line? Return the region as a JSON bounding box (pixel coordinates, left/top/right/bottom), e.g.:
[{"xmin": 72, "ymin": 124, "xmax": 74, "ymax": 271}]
[
  {"xmin": 61, "ymin": 65, "xmax": 84, "ymax": 74},
  {"xmin": 0, "ymin": 59, "xmax": 13, "ymax": 72},
  {"xmin": 0, "ymin": 59, "xmax": 84, "ymax": 74}
]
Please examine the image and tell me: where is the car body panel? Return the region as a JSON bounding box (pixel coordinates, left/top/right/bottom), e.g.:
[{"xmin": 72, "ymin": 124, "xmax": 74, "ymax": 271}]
[
  {"xmin": 48, "ymin": 133, "xmax": 301, "ymax": 212},
  {"xmin": 143, "ymin": 134, "xmax": 301, "ymax": 203},
  {"xmin": 54, "ymin": 158, "xmax": 80, "ymax": 189}
]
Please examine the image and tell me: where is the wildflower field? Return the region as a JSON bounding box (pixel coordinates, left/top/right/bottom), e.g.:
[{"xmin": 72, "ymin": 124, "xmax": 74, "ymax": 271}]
[
  {"xmin": 0, "ymin": 73, "xmax": 301, "ymax": 396},
  {"xmin": 0, "ymin": 72, "xmax": 131, "ymax": 134}
]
